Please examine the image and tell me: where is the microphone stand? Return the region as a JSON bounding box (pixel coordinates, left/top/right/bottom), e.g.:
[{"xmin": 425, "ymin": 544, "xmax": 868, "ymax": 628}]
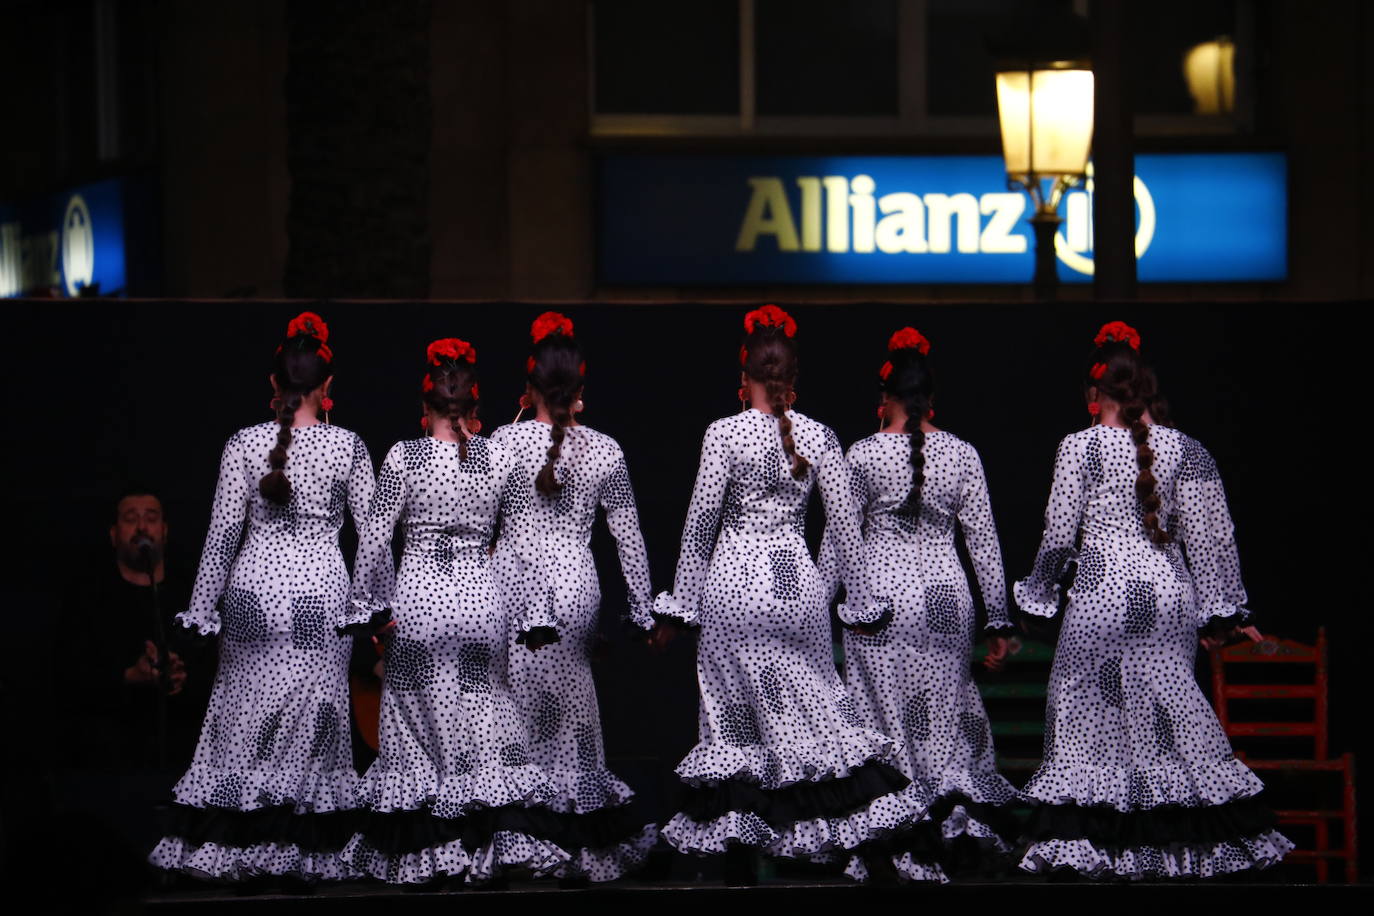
[{"xmin": 141, "ymin": 544, "xmax": 170, "ymax": 770}]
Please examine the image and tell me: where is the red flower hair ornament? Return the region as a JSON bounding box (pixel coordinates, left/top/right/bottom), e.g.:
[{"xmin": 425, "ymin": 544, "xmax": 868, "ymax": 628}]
[
  {"xmin": 531, "ymin": 311, "xmax": 574, "ymax": 343},
  {"xmin": 1094, "ymin": 320, "xmax": 1141, "ymax": 351},
  {"xmin": 287, "ymin": 311, "xmax": 329, "ymax": 343},
  {"xmin": 888, "ymin": 327, "xmax": 931, "ymax": 355},
  {"xmin": 422, "ymin": 374, "xmax": 434, "ymax": 393},
  {"xmin": 427, "ymin": 338, "xmax": 476, "ymax": 366},
  {"xmin": 879, "ymin": 361, "xmax": 894, "ymax": 381},
  {"xmin": 743, "ymin": 304, "xmax": 797, "ymax": 337},
  {"xmin": 284, "ymin": 311, "xmax": 333, "ymax": 362}
]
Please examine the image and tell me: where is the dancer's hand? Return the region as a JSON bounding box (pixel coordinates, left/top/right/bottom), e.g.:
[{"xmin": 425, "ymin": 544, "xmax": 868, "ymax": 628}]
[
  {"xmin": 647, "ymin": 621, "xmax": 679, "ymax": 654},
  {"xmin": 983, "ymin": 636, "xmax": 1010, "ymax": 672},
  {"xmin": 1201, "ymin": 624, "xmax": 1263, "ymax": 650},
  {"xmin": 522, "ymin": 627, "xmax": 560, "ymax": 652}
]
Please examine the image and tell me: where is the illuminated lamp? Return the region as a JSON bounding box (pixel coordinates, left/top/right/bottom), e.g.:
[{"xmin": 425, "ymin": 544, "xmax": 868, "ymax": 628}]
[
  {"xmin": 995, "ymin": 59, "xmax": 1094, "ymax": 300},
  {"xmin": 1183, "ymin": 37, "xmax": 1236, "ymax": 115}
]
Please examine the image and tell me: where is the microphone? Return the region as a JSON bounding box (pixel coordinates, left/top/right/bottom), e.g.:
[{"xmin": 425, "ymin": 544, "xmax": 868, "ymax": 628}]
[{"xmin": 132, "ymin": 533, "xmax": 162, "ymax": 571}]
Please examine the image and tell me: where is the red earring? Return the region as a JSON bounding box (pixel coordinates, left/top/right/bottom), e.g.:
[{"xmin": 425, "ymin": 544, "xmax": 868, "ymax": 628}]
[
  {"xmin": 926, "ymin": 408, "xmax": 934, "ymax": 420},
  {"xmin": 1087, "ymin": 401, "xmax": 1101, "ymax": 417},
  {"xmin": 468, "ymin": 418, "xmax": 482, "ymax": 434},
  {"xmin": 514, "ymin": 393, "xmax": 533, "ymax": 423},
  {"xmin": 420, "ymin": 416, "xmax": 430, "ymax": 431},
  {"xmin": 738, "ymin": 387, "xmax": 748, "ymax": 411},
  {"xmin": 321, "ymin": 396, "xmax": 334, "ymax": 413}
]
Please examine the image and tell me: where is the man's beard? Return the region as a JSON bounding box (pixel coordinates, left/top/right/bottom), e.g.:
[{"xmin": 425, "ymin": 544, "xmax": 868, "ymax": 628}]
[{"xmin": 118, "ymin": 537, "xmax": 162, "ymax": 571}]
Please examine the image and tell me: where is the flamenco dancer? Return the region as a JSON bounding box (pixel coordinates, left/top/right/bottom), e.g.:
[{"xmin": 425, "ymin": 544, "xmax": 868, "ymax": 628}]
[
  {"xmin": 831, "ymin": 328, "xmax": 1020, "ymax": 883},
  {"xmin": 490, "ymin": 312, "xmax": 659, "ymax": 883},
  {"xmin": 150, "ymin": 312, "xmax": 375, "ymax": 882},
  {"xmin": 655, "ymin": 305, "xmax": 918, "ymax": 882},
  {"xmin": 342, "ymin": 338, "xmax": 571, "ymax": 885},
  {"xmin": 1014, "ymin": 321, "xmax": 1293, "ymax": 878}
]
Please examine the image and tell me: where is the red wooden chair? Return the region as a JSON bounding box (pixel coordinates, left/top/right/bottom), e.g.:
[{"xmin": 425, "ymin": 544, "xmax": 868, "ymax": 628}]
[{"xmin": 1210, "ymin": 628, "xmax": 1358, "ymax": 883}]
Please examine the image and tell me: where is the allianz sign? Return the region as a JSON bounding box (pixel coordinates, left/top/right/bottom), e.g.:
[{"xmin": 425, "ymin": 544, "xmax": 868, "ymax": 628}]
[{"xmin": 597, "ymin": 153, "xmax": 1286, "ymax": 285}]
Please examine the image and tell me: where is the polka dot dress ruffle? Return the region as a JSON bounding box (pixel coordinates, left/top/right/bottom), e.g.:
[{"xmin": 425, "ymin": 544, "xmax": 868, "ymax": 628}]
[
  {"xmin": 657, "ymin": 409, "xmax": 921, "ymax": 862},
  {"xmin": 341, "ymin": 435, "xmax": 575, "ymax": 884},
  {"xmin": 832, "ymin": 432, "xmax": 1021, "ymax": 883},
  {"xmin": 150, "ymin": 422, "xmax": 376, "ymax": 881},
  {"xmin": 491, "ymin": 421, "xmax": 658, "ymax": 881},
  {"xmin": 1013, "ymin": 425, "xmax": 1293, "ymax": 878}
]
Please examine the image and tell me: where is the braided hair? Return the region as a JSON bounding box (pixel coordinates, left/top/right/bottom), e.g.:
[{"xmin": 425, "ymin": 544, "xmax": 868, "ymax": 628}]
[
  {"xmin": 423, "ymin": 338, "xmax": 480, "ymax": 460},
  {"xmin": 527, "ymin": 312, "xmax": 584, "ymax": 497},
  {"xmin": 261, "ymin": 311, "xmax": 333, "ymax": 505},
  {"xmin": 741, "ymin": 305, "xmax": 808, "ymax": 479},
  {"xmin": 1087, "ymin": 321, "xmax": 1175, "ymax": 545},
  {"xmin": 879, "ymin": 327, "xmax": 934, "ymax": 515}
]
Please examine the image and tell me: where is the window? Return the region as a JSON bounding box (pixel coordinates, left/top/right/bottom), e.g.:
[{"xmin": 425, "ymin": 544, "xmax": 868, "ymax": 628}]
[{"xmin": 590, "ymin": 0, "xmax": 1253, "ymax": 137}]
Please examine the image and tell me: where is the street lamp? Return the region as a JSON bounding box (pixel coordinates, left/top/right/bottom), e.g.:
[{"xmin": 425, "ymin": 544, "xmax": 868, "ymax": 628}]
[{"xmin": 995, "ymin": 59, "xmax": 1094, "ymax": 300}]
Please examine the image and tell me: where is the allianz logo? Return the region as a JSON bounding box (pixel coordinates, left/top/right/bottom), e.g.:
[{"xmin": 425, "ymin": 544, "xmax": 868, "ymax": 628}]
[
  {"xmin": 735, "ymin": 165, "xmax": 1155, "ymax": 276},
  {"xmin": 0, "ymin": 193, "xmax": 94, "ymax": 297}
]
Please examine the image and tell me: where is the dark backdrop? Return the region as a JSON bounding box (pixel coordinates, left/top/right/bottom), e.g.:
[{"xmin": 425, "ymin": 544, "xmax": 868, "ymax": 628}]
[{"xmin": 0, "ymin": 299, "xmax": 1363, "ymax": 867}]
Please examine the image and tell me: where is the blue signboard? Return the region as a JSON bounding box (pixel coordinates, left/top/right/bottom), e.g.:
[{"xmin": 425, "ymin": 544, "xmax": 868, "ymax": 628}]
[
  {"xmin": 0, "ymin": 178, "xmax": 128, "ymax": 297},
  {"xmin": 598, "ymin": 153, "xmax": 1287, "ymax": 285}
]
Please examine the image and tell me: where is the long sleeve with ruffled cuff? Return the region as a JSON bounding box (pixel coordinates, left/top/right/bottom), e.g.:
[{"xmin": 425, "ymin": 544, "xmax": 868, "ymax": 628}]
[
  {"xmin": 654, "ymin": 420, "xmax": 733, "ymax": 628},
  {"xmin": 178, "ymin": 431, "xmax": 252, "ymax": 636},
  {"xmin": 345, "ymin": 441, "xmax": 403, "ymax": 631},
  {"xmin": 599, "ymin": 453, "xmax": 655, "ymax": 632},
  {"xmin": 817, "ymin": 459, "xmax": 870, "ymax": 609},
  {"xmin": 495, "ymin": 453, "xmax": 563, "ymax": 645},
  {"xmin": 814, "ymin": 444, "xmax": 880, "ymax": 629},
  {"xmin": 956, "ymin": 445, "xmax": 1012, "ymax": 634},
  {"xmin": 1173, "ymin": 436, "xmax": 1251, "ymax": 628},
  {"xmin": 1014, "ymin": 434, "xmax": 1087, "ymax": 619}
]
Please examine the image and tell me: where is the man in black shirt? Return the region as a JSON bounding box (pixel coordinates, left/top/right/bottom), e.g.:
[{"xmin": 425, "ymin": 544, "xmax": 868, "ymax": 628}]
[
  {"xmin": 60, "ymin": 489, "xmax": 212, "ymax": 767},
  {"xmin": 49, "ymin": 488, "xmax": 217, "ymax": 895}
]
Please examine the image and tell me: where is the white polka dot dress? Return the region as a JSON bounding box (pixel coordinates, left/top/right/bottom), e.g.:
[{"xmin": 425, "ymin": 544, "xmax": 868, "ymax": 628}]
[
  {"xmin": 340, "ymin": 435, "xmax": 572, "ymax": 884},
  {"xmin": 656, "ymin": 409, "xmax": 920, "ymax": 862},
  {"xmin": 1013, "ymin": 425, "xmax": 1293, "ymax": 878},
  {"xmin": 489, "ymin": 420, "xmax": 659, "ymax": 882},
  {"xmin": 833, "ymin": 432, "xmax": 1021, "ymax": 883},
  {"xmin": 149, "ymin": 422, "xmax": 376, "ymax": 882}
]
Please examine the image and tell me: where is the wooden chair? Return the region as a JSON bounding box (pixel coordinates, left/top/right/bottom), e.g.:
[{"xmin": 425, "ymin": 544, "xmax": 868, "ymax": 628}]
[{"xmin": 1210, "ymin": 628, "xmax": 1358, "ymax": 883}]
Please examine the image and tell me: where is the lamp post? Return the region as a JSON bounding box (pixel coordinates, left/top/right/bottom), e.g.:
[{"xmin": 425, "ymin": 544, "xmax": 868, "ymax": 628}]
[{"xmin": 995, "ymin": 60, "xmax": 1095, "ymax": 300}]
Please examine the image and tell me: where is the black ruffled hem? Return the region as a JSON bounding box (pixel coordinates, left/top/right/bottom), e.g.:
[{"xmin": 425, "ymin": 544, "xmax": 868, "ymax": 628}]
[
  {"xmin": 337, "ymin": 608, "xmax": 393, "ymax": 636},
  {"xmin": 678, "ymin": 761, "xmax": 910, "ymax": 828},
  {"xmin": 851, "ymin": 793, "xmax": 1019, "ymax": 875},
  {"xmin": 514, "ymin": 626, "xmax": 561, "ymax": 649},
  {"xmin": 983, "ymin": 622, "xmax": 1017, "ymax": 637},
  {"xmin": 161, "ymin": 804, "xmax": 360, "ymax": 853},
  {"xmin": 1024, "ymin": 795, "xmax": 1278, "ymax": 847},
  {"xmin": 356, "ymin": 799, "xmax": 650, "ymax": 857}
]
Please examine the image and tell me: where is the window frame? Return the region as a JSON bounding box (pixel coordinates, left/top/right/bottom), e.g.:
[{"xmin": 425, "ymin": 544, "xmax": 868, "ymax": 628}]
[{"xmin": 588, "ymin": 0, "xmax": 1254, "ymax": 139}]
